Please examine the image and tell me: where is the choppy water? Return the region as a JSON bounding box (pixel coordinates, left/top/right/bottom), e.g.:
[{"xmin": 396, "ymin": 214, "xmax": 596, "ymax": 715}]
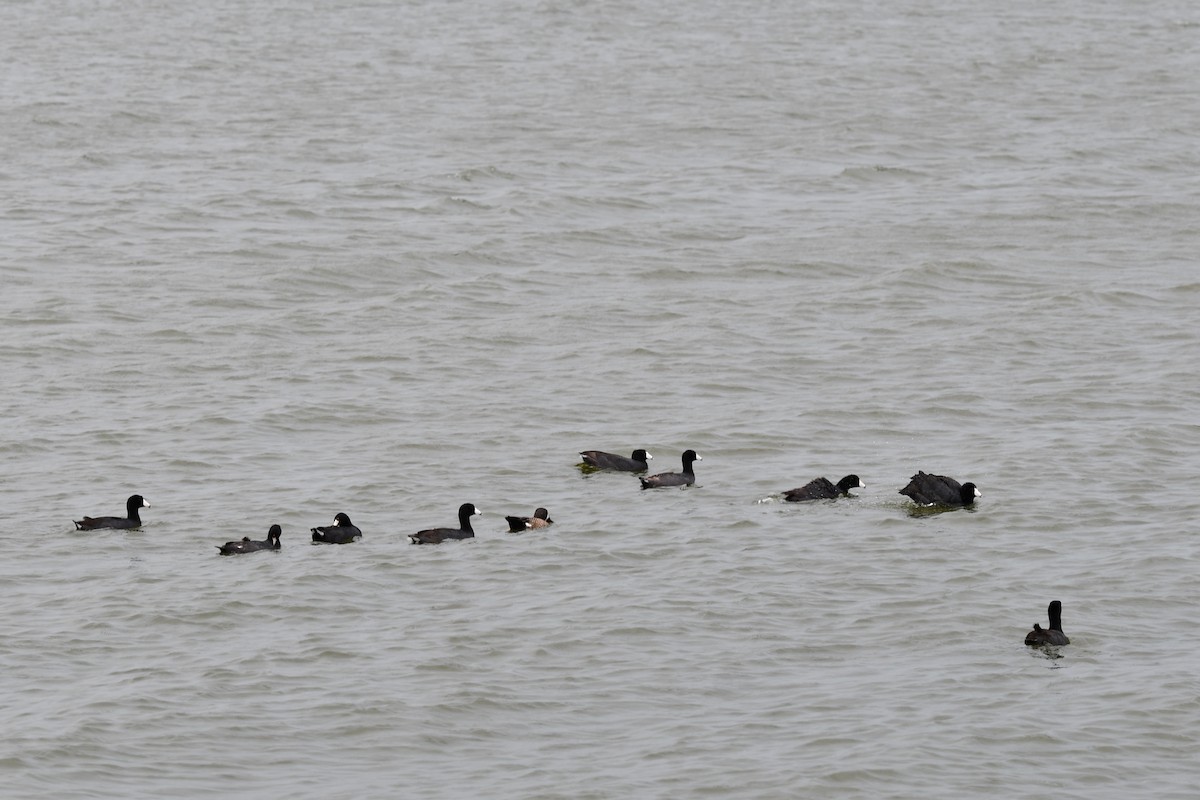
[{"xmin": 4, "ymin": 0, "xmax": 1200, "ymax": 797}]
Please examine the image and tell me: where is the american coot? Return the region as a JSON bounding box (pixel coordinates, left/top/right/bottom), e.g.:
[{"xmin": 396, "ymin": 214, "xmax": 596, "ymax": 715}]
[
  {"xmin": 898, "ymin": 471, "xmax": 980, "ymax": 507},
  {"xmin": 74, "ymin": 494, "xmax": 151, "ymax": 530},
  {"xmin": 1025, "ymin": 601, "xmax": 1070, "ymax": 646},
  {"xmin": 505, "ymin": 507, "xmax": 553, "ymax": 532},
  {"xmin": 218, "ymin": 525, "xmax": 282, "ymax": 555},
  {"xmin": 311, "ymin": 513, "xmax": 362, "ymax": 544},
  {"xmin": 784, "ymin": 474, "xmax": 864, "ymax": 502},
  {"xmin": 410, "ymin": 503, "xmax": 481, "ymax": 544},
  {"xmin": 579, "ymin": 449, "xmax": 653, "ymax": 472},
  {"xmin": 640, "ymin": 450, "xmax": 701, "ymax": 489}
]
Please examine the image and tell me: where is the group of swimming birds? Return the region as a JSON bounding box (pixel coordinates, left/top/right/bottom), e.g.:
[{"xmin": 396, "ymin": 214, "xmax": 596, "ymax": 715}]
[{"xmin": 69, "ymin": 447, "xmax": 1069, "ymax": 649}]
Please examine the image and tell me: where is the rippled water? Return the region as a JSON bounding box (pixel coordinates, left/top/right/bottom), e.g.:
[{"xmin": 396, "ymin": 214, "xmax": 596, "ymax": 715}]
[{"xmin": 4, "ymin": 1, "xmax": 1200, "ymax": 797}]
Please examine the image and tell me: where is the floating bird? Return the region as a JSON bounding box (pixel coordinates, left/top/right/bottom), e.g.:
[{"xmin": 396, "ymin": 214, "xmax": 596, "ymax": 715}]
[
  {"xmin": 505, "ymin": 507, "xmax": 553, "ymax": 532},
  {"xmin": 410, "ymin": 503, "xmax": 481, "ymax": 544},
  {"xmin": 579, "ymin": 449, "xmax": 653, "ymax": 472},
  {"xmin": 311, "ymin": 513, "xmax": 362, "ymax": 544},
  {"xmin": 640, "ymin": 450, "xmax": 701, "ymax": 489},
  {"xmin": 74, "ymin": 494, "xmax": 151, "ymax": 530},
  {"xmin": 783, "ymin": 474, "xmax": 864, "ymax": 502},
  {"xmin": 898, "ymin": 471, "xmax": 979, "ymax": 507},
  {"xmin": 1025, "ymin": 600, "xmax": 1070, "ymax": 646},
  {"xmin": 218, "ymin": 525, "xmax": 282, "ymax": 555}
]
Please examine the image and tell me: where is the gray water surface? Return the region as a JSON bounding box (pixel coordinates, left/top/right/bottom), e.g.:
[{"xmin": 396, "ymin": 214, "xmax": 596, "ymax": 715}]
[{"xmin": 4, "ymin": 1, "xmax": 1200, "ymax": 797}]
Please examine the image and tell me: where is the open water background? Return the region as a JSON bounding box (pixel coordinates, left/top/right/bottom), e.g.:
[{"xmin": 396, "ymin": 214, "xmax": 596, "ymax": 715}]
[{"xmin": 3, "ymin": 0, "xmax": 1200, "ymax": 797}]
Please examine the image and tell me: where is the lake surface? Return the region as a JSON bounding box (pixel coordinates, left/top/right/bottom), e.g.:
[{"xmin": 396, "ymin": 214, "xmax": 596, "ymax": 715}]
[{"xmin": 3, "ymin": 1, "xmax": 1199, "ymax": 797}]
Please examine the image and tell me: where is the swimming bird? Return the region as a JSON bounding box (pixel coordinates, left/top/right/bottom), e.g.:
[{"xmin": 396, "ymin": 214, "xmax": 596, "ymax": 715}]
[
  {"xmin": 898, "ymin": 471, "xmax": 979, "ymax": 506},
  {"xmin": 1025, "ymin": 600, "xmax": 1070, "ymax": 646},
  {"xmin": 217, "ymin": 525, "xmax": 282, "ymax": 555},
  {"xmin": 74, "ymin": 494, "xmax": 151, "ymax": 530},
  {"xmin": 784, "ymin": 474, "xmax": 864, "ymax": 502},
  {"xmin": 311, "ymin": 513, "xmax": 361, "ymax": 544},
  {"xmin": 505, "ymin": 507, "xmax": 553, "ymax": 532},
  {"xmin": 639, "ymin": 450, "xmax": 701, "ymax": 489},
  {"xmin": 579, "ymin": 449, "xmax": 653, "ymax": 472},
  {"xmin": 410, "ymin": 503, "xmax": 481, "ymax": 544}
]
